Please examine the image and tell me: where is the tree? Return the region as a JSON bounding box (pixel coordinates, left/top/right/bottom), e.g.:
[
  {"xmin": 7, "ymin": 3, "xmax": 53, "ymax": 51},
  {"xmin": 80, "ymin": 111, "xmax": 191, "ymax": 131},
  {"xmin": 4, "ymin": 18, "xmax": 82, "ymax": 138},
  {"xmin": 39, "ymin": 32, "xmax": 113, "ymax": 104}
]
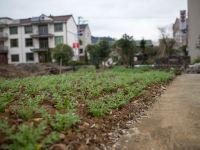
[
  {"xmin": 158, "ymin": 27, "xmax": 175, "ymax": 57},
  {"xmin": 140, "ymin": 38, "xmax": 147, "ymax": 64},
  {"xmin": 86, "ymin": 40, "xmax": 111, "ymax": 69},
  {"xmin": 180, "ymin": 45, "xmax": 188, "ymax": 56},
  {"xmin": 86, "ymin": 44, "xmax": 100, "ymax": 69},
  {"xmin": 84, "ymin": 49, "xmax": 89, "ymax": 64},
  {"xmin": 52, "ymin": 44, "xmax": 73, "ymax": 65},
  {"xmin": 98, "ymin": 39, "xmax": 111, "ymax": 67},
  {"xmin": 115, "ymin": 34, "xmax": 137, "ymax": 67}
]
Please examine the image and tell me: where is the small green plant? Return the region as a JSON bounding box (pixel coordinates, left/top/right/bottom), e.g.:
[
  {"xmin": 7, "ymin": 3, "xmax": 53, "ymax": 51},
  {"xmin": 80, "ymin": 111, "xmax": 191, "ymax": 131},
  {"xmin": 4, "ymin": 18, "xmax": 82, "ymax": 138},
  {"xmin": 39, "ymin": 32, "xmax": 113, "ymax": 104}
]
[
  {"xmin": 0, "ymin": 66, "xmax": 174, "ymax": 149},
  {"xmin": 88, "ymin": 100, "xmax": 110, "ymax": 117},
  {"xmin": 42, "ymin": 132, "xmax": 59, "ymax": 145},
  {"xmin": 0, "ymin": 120, "xmax": 59, "ymax": 150},
  {"xmin": 50, "ymin": 112, "xmax": 80, "ymax": 131},
  {"xmin": 0, "ymin": 93, "xmax": 13, "ymax": 112},
  {"xmin": 16, "ymin": 98, "xmax": 38, "ymax": 120},
  {"xmin": 53, "ymin": 93, "xmax": 75, "ymax": 110}
]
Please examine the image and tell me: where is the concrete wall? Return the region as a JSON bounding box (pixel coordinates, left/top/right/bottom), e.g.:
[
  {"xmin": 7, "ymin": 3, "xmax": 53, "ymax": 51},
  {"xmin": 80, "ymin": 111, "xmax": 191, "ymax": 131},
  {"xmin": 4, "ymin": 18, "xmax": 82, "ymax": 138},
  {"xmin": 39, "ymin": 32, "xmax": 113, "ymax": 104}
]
[
  {"xmin": 188, "ymin": 0, "xmax": 200, "ymax": 62},
  {"xmin": 79, "ymin": 25, "xmax": 92, "ymax": 56},
  {"xmin": 4, "ymin": 26, "xmax": 38, "ymax": 64},
  {"xmin": 66, "ymin": 17, "xmax": 79, "ymax": 60}
]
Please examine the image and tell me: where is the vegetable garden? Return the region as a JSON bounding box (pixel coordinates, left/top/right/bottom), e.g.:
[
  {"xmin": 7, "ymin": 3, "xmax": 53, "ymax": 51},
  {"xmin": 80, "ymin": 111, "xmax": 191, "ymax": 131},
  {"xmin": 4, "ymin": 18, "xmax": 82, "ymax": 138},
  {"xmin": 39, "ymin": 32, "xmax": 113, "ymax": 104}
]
[{"xmin": 0, "ymin": 67, "xmax": 174, "ymax": 150}]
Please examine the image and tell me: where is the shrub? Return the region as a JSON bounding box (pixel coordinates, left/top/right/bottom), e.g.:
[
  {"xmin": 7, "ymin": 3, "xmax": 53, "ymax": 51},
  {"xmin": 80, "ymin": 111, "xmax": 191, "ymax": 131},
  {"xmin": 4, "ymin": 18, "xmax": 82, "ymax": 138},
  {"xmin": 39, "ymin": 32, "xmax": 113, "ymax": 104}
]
[
  {"xmin": 69, "ymin": 61, "xmax": 87, "ymax": 66},
  {"xmin": 192, "ymin": 57, "xmax": 200, "ymax": 64},
  {"xmin": 53, "ymin": 44, "xmax": 73, "ymax": 65}
]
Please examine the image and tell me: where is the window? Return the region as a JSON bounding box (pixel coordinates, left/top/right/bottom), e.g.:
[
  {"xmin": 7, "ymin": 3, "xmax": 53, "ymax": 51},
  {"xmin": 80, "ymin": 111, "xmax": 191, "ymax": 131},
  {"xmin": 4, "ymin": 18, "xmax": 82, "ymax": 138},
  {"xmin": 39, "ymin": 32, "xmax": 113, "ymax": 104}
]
[
  {"xmin": 39, "ymin": 38, "xmax": 48, "ymax": 49},
  {"xmin": 26, "ymin": 53, "xmax": 34, "ymax": 61},
  {"xmin": 54, "ymin": 23, "xmax": 63, "ymax": 32},
  {"xmin": 0, "ymin": 41, "xmax": 4, "ymax": 46},
  {"xmin": 79, "ymin": 40, "xmax": 83, "ymax": 45},
  {"xmin": 25, "ymin": 38, "xmax": 33, "ymax": 47},
  {"xmin": 55, "ymin": 36, "xmax": 63, "ymax": 46},
  {"xmin": 39, "ymin": 25, "xmax": 48, "ymax": 35},
  {"xmin": 24, "ymin": 25, "xmax": 32, "ymax": 34},
  {"xmin": 79, "ymin": 49, "xmax": 83, "ymax": 54},
  {"xmin": 9, "ymin": 26, "xmax": 18, "ymax": 34},
  {"xmin": 10, "ymin": 39, "xmax": 18, "ymax": 47},
  {"xmin": 11, "ymin": 54, "xmax": 19, "ymax": 62}
]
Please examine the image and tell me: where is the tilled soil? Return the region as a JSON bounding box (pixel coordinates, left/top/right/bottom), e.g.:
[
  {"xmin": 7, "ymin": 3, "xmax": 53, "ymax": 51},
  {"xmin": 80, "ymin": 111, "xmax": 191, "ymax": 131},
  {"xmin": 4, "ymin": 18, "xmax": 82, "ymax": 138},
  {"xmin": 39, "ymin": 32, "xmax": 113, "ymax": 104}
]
[
  {"xmin": 0, "ymin": 81, "xmax": 170, "ymax": 150},
  {"xmin": 48, "ymin": 83, "xmax": 169, "ymax": 150},
  {"xmin": 0, "ymin": 64, "xmax": 74, "ymax": 79}
]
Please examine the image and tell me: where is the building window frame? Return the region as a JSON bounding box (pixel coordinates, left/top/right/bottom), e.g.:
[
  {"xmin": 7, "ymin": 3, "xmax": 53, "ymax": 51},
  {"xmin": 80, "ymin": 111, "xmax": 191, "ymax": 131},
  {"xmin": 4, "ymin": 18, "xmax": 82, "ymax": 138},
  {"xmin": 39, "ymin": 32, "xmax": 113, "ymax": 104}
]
[
  {"xmin": 10, "ymin": 39, "xmax": 18, "ymax": 48},
  {"xmin": 79, "ymin": 48, "xmax": 83, "ymax": 54},
  {"xmin": 24, "ymin": 25, "xmax": 33, "ymax": 34},
  {"xmin": 54, "ymin": 23, "xmax": 63, "ymax": 32},
  {"xmin": 25, "ymin": 38, "xmax": 33, "ymax": 47},
  {"xmin": 39, "ymin": 25, "xmax": 48, "ymax": 35},
  {"xmin": 11, "ymin": 54, "xmax": 19, "ymax": 62},
  {"xmin": 39, "ymin": 38, "xmax": 49, "ymax": 49},
  {"xmin": 26, "ymin": 52, "xmax": 34, "ymax": 62},
  {"xmin": 9, "ymin": 26, "xmax": 18, "ymax": 35},
  {"xmin": 55, "ymin": 36, "xmax": 64, "ymax": 46}
]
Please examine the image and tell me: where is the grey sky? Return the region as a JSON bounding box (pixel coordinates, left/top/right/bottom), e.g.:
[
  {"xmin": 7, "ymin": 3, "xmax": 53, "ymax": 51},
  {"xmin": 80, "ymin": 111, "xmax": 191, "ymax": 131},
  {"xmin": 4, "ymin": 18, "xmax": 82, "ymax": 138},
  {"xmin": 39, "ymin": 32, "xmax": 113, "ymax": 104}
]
[{"xmin": 0, "ymin": 0, "xmax": 187, "ymax": 41}]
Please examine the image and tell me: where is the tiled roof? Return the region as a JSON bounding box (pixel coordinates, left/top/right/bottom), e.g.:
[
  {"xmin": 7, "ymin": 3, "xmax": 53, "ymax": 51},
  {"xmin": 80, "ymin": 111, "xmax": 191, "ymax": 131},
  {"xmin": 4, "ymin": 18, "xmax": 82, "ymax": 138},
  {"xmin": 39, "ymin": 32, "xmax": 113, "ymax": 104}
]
[
  {"xmin": 20, "ymin": 18, "xmax": 31, "ymax": 24},
  {"xmin": 19, "ymin": 14, "xmax": 72, "ymax": 24},
  {"xmin": 51, "ymin": 15, "xmax": 72, "ymax": 22},
  {"xmin": 0, "ymin": 17, "xmax": 13, "ymax": 20}
]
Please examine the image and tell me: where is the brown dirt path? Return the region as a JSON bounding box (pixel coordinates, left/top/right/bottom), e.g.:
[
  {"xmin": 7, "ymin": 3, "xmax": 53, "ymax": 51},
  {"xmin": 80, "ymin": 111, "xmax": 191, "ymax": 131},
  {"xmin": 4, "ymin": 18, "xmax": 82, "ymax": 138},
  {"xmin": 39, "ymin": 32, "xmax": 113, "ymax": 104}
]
[{"xmin": 116, "ymin": 74, "xmax": 200, "ymax": 150}]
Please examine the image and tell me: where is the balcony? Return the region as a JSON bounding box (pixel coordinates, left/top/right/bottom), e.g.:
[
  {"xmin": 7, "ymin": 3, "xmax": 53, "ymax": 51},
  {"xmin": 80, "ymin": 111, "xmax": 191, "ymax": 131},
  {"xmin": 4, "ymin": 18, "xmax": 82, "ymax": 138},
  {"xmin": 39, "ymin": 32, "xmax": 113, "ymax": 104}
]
[
  {"xmin": 31, "ymin": 48, "xmax": 49, "ymax": 52},
  {"xmin": 31, "ymin": 31, "xmax": 54, "ymax": 38},
  {"xmin": 31, "ymin": 26, "xmax": 54, "ymax": 38},
  {"xmin": 0, "ymin": 45, "xmax": 8, "ymax": 53},
  {"xmin": 0, "ymin": 32, "xmax": 8, "ymax": 40}
]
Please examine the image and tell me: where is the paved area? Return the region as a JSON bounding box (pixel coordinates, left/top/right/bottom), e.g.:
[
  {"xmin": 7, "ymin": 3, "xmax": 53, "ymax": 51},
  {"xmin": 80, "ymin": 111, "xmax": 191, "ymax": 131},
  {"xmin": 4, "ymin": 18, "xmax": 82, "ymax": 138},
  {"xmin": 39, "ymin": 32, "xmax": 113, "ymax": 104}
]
[{"xmin": 117, "ymin": 74, "xmax": 200, "ymax": 150}]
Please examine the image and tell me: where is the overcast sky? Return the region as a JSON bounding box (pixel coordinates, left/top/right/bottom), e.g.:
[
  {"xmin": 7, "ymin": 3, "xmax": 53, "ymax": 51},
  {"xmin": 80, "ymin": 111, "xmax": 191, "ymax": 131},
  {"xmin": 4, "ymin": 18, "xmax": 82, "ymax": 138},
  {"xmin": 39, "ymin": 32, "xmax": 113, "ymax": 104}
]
[{"xmin": 0, "ymin": 0, "xmax": 187, "ymax": 41}]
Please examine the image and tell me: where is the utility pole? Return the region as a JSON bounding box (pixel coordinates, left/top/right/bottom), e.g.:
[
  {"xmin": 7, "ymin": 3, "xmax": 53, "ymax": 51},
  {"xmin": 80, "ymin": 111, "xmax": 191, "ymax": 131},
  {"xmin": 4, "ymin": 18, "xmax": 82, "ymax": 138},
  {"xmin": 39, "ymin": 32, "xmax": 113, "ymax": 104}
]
[
  {"xmin": 77, "ymin": 16, "xmax": 83, "ymax": 60},
  {"xmin": 77, "ymin": 16, "xmax": 88, "ymax": 59},
  {"xmin": 77, "ymin": 16, "xmax": 83, "ymax": 41}
]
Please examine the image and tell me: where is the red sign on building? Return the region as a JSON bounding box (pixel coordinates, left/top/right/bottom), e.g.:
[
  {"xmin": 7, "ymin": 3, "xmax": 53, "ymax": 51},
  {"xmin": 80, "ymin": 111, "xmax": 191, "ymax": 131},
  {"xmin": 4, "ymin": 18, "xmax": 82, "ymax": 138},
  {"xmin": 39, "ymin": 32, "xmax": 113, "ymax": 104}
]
[{"xmin": 73, "ymin": 43, "xmax": 80, "ymax": 48}]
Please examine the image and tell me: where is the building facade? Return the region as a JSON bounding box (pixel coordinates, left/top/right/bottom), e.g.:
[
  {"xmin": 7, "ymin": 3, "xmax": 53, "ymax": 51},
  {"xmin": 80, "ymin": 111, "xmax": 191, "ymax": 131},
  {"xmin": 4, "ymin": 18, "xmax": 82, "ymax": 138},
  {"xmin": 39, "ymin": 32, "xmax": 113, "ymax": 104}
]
[
  {"xmin": 173, "ymin": 10, "xmax": 188, "ymax": 49},
  {"xmin": 0, "ymin": 14, "xmax": 79, "ymax": 64},
  {"xmin": 188, "ymin": 0, "xmax": 200, "ymax": 62},
  {"xmin": 77, "ymin": 24, "xmax": 92, "ymax": 60}
]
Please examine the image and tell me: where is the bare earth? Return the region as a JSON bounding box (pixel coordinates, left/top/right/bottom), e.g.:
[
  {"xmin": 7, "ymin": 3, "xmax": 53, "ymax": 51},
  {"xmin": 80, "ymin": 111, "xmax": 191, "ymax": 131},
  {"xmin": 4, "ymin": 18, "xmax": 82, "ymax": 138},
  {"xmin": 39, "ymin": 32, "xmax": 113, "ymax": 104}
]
[{"xmin": 117, "ymin": 74, "xmax": 200, "ymax": 150}]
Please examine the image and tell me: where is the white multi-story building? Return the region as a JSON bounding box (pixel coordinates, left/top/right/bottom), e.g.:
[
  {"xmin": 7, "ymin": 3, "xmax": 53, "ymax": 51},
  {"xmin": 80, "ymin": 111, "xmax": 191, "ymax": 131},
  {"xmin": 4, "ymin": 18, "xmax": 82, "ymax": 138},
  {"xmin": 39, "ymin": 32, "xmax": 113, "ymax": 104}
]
[
  {"xmin": 188, "ymin": 0, "xmax": 200, "ymax": 62},
  {"xmin": 77, "ymin": 24, "xmax": 92, "ymax": 60},
  {"xmin": 173, "ymin": 10, "xmax": 188, "ymax": 49},
  {"xmin": 0, "ymin": 14, "xmax": 79, "ymax": 64}
]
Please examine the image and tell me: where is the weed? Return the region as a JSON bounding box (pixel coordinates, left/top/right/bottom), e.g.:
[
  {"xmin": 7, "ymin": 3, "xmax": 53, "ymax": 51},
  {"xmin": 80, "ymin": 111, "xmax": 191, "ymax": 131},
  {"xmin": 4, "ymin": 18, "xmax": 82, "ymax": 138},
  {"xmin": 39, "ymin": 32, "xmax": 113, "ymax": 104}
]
[
  {"xmin": 50, "ymin": 112, "xmax": 80, "ymax": 131},
  {"xmin": 0, "ymin": 93, "xmax": 13, "ymax": 112},
  {"xmin": 16, "ymin": 98, "xmax": 38, "ymax": 120},
  {"xmin": 0, "ymin": 120, "xmax": 58, "ymax": 150}
]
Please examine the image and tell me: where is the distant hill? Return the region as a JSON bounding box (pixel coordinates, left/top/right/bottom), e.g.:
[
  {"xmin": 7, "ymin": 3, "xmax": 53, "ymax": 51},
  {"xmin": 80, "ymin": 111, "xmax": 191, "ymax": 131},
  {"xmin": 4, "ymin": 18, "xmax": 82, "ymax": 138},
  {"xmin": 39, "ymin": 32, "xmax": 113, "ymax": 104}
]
[{"xmin": 91, "ymin": 36, "xmax": 116, "ymax": 44}]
